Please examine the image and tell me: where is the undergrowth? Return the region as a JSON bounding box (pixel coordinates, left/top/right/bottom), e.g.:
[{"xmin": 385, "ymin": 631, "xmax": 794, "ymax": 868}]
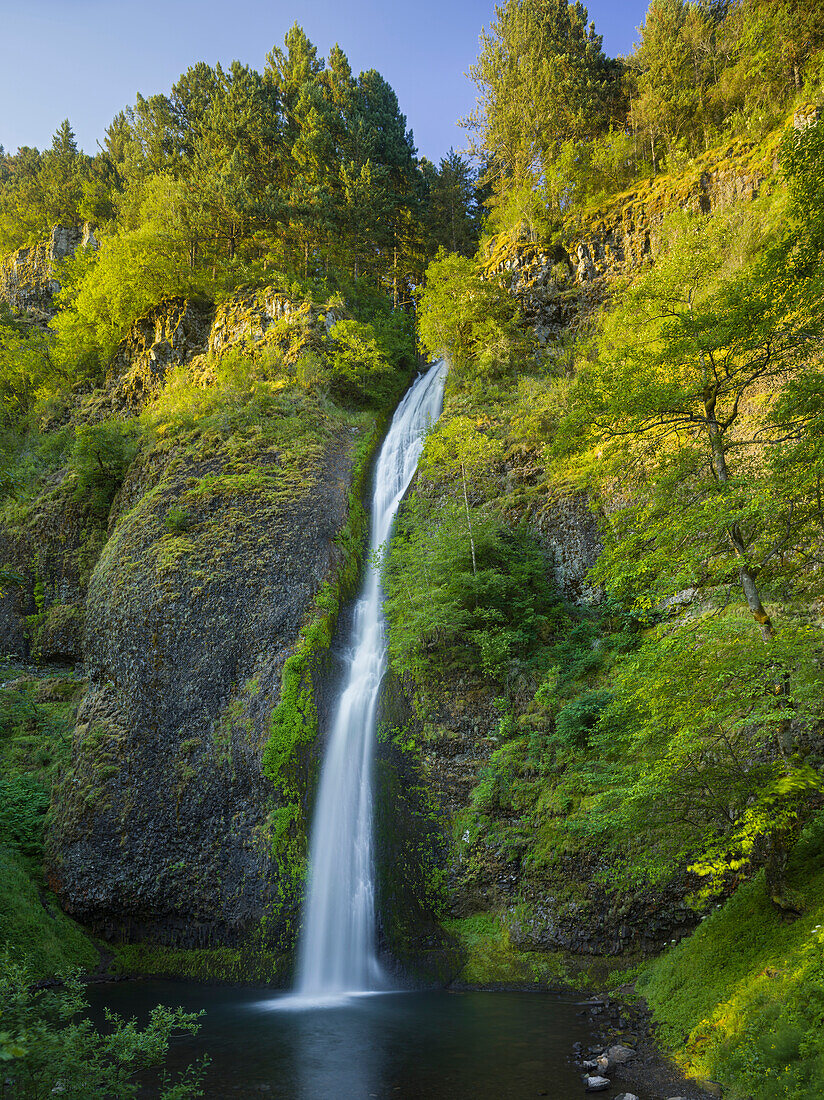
[
  {"xmin": 636, "ymin": 812, "xmax": 824, "ymax": 1100},
  {"xmin": 0, "ymin": 667, "xmax": 100, "ymax": 976}
]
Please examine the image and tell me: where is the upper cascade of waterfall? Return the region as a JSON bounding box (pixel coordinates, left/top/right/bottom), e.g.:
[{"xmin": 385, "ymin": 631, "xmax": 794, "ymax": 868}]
[{"xmin": 293, "ymin": 360, "xmax": 447, "ymax": 999}]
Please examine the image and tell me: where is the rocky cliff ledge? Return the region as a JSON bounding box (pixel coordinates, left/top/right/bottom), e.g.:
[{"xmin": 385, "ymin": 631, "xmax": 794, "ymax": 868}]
[
  {"xmin": 0, "ymin": 224, "xmax": 97, "ymax": 318},
  {"xmin": 483, "ymin": 134, "xmax": 775, "ymax": 340}
]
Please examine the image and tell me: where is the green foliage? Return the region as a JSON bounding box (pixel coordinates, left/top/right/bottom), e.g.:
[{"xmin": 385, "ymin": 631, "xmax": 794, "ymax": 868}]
[
  {"xmin": 0, "ymin": 847, "xmax": 99, "ymax": 980},
  {"xmin": 464, "ymin": 0, "xmax": 619, "ymax": 227},
  {"xmin": 0, "ymin": 776, "xmax": 49, "ymax": 858},
  {"xmin": 0, "ymin": 318, "xmax": 55, "ymax": 429},
  {"xmin": 326, "ymin": 318, "xmax": 402, "ymax": 405},
  {"xmin": 0, "ymin": 120, "xmax": 111, "ymax": 253},
  {"xmin": 385, "ymin": 492, "xmax": 558, "ymax": 681},
  {"xmin": 421, "ymin": 149, "xmax": 483, "ymax": 257},
  {"xmin": 69, "ymin": 419, "xmax": 140, "ymax": 515},
  {"xmin": 0, "ymin": 672, "xmax": 79, "ymax": 802},
  {"xmin": 0, "ymin": 959, "xmax": 206, "ymax": 1098},
  {"xmin": 566, "ymin": 613, "xmax": 824, "ymax": 889},
  {"xmin": 458, "ymin": 0, "xmax": 824, "ymax": 235},
  {"xmin": 781, "ymin": 115, "xmax": 824, "ymax": 273},
  {"xmin": 417, "ymin": 252, "xmax": 531, "ymax": 376},
  {"xmin": 163, "ymin": 505, "xmax": 192, "ymax": 533},
  {"xmin": 637, "ymin": 814, "xmax": 824, "ymax": 1100},
  {"xmin": 50, "ymin": 216, "xmax": 209, "ymax": 374},
  {"xmin": 0, "ymin": 671, "xmax": 98, "ymax": 978},
  {"xmin": 554, "ymin": 689, "xmax": 612, "ymax": 749},
  {"xmin": 561, "ymin": 204, "xmax": 824, "ymax": 635}
]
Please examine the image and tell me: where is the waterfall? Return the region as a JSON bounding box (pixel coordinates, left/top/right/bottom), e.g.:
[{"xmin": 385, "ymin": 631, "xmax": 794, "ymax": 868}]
[{"xmin": 294, "ymin": 359, "xmax": 447, "ymax": 997}]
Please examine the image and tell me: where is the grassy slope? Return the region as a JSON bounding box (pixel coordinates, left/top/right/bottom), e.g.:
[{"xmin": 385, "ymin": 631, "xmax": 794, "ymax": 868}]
[
  {"xmin": 0, "ymin": 669, "xmax": 101, "ymax": 978},
  {"xmin": 0, "ymin": 846, "xmax": 98, "ymax": 976},
  {"xmin": 635, "ymin": 813, "xmax": 824, "ymax": 1100}
]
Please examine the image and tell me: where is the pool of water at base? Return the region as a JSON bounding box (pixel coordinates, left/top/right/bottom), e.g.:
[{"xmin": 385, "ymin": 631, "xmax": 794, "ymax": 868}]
[{"xmin": 84, "ymin": 981, "xmax": 603, "ymax": 1099}]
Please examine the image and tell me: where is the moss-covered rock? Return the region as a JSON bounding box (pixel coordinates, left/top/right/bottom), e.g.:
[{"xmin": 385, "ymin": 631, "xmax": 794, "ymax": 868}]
[
  {"xmin": 31, "ymin": 602, "xmax": 84, "ymax": 662},
  {"xmin": 46, "ymin": 413, "xmax": 365, "ymax": 974},
  {"xmin": 0, "ymin": 482, "xmax": 106, "ymax": 660}
]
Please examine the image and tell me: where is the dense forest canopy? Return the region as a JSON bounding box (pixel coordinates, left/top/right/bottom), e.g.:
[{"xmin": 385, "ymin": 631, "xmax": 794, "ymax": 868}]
[
  {"xmin": 464, "ymin": 0, "xmax": 824, "ymax": 234},
  {"xmin": 0, "ymin": 24, "xmax": 483, "ymax": 350}
]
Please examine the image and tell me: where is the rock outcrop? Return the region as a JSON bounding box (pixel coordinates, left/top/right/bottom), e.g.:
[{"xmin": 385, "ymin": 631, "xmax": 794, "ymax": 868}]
[
  {"xmin": 569, "ymin": 145, "xmax": 767, "ymax": 284},
  {"xmin": 484, "ymin": 135, "xmax": 774, "ymax": 331},
  {"xmin": 534, "ymin": 491, "xmax": 602, "ymax": 603},
  {"xmin": 0, "ymin": 276, "xmax": 377, "ymax": 966},
  {"xmin": 0, "ymin": 486, "xmax": 103, "ymax": 661},
  {"xmin": 76, "ymin": 284, "xmax": 344, "ymax": 421},
  {"xmin": 46, "ymin": 413, "xmax": 361, "ymax": 959},
  {"xmin": 0, "ymin": 281, "xmax": 337, "ymax": 660},
  {"xmin": 101, "ymin": 297, "xmax": 213, "ymax": 413},
  {"xmin": 0, "ymin": 224, "xmax": 97, "ymax": 317}
]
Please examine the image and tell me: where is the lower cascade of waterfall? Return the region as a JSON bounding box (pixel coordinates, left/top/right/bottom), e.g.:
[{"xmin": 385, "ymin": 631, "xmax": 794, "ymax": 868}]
[{"xmin": 293, "ymin": 360, "xmax": 447, "ymax": 999}]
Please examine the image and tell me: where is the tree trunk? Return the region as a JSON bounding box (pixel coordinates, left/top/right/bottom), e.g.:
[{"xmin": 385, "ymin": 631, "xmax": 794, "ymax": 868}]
[
  {"xmin": 461, "ymin": 462, "xmax": 477, "ymax": 576},
  {"xmin": 761, "ymin": 824, "xmax": 803, "ymax": 914},
  {"xmin": 705, "ymin": 400, "xmax": 775, "ymax": 640}
]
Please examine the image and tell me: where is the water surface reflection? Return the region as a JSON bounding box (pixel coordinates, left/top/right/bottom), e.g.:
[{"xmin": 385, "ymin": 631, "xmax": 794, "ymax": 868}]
[{"xmin": 85, "ymin": 982, "xmax": 596, "ymax": 1099}]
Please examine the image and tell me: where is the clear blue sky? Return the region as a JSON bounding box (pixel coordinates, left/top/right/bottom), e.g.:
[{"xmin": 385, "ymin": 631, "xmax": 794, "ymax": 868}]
[{"xmin": 0, "ymin": 0, "xmax": 651, "ymax": 163}]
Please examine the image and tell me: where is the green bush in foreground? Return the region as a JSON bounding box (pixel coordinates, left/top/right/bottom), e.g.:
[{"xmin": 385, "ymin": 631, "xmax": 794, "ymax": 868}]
[{"xmin": 0, "ymin": 958, "xmax": 207, "ymax": 1099}]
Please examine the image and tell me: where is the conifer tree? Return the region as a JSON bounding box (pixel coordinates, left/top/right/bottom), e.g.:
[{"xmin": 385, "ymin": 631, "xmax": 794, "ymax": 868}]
[{"xmin": 465, "ymin": 0, "xmax": 616, "ymax": 210}]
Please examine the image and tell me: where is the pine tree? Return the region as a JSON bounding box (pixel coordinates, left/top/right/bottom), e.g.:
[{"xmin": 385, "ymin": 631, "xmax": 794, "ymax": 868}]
[{"xmin": 464, "ymin": 0, "xmax": 615, "ymax": 207}]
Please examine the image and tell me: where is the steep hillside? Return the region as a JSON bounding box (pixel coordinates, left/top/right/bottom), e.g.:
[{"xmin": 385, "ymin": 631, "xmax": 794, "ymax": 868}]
[
  {"xmin": 393, "ymin": 103, "xmax": 824, "ymax": 989},
  {"xmin": 0, "ymin": 250, "xmax": 422, "ymax": 979}
]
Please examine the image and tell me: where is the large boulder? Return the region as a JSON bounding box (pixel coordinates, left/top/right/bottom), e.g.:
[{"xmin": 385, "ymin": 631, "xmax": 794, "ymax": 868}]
[{"xmin": 46, "ymin": 416, "xmax": 361, "ymax": 968}]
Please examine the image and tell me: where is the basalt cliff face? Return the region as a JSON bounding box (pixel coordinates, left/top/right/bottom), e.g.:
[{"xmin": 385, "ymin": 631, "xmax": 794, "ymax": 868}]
[
  {"xmin": 47, "ymin": 420, "xmax": 355, "ymax": 956},
  {"xmin": 0, "ymin": 224, "xmax": 97, "ymax": 318},
  {"xmin": 0, "ymin": 264, "xmax": 366, "ymax": 970}
]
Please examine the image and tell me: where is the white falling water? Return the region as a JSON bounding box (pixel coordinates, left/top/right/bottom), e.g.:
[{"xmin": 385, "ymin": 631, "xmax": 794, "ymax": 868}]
[{"xmin": 294, "ymin": 359, "xmax": 447, "ymax": 998}]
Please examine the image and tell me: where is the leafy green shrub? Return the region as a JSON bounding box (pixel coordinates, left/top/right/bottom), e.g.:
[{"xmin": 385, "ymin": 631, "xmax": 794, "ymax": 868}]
[
  {"xmin": 326, "ymin": 318, "xmax": 401, "ymax": 405},
  {"xmin": 0, "ymin": 775, "xmax": 49, "ymax": 857},
  {"xmin": 69, "ymin": 419, "xmax": 140, "ymax": 514},
  {"xmin": 164, "ymin": 505, "xmax": 193, "ymax": 533},
  {"xmin": 0, "ymin": 958, "xmax": 206, "ymax": 1098},
  {"xmin": 417, "ymin": 251, "xmax": 532, "ymax": 378},
  {"xmin": 553, "ymin": 614, "xmax": 824, "ymax": 894},
  {"xmin": 385, "ymin": 497, "xmax": 559, "ymax": 681},
  {"xmin": 50, "ymin": 186, "xmax": 221, "ymax": 376},
  {"xmin": 0, "ymin": 318, "xmax": 54, "ymax": 428},
  {"xmin": 554, "ymin": 690, "xmax": 613, "ymax": 749}
]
